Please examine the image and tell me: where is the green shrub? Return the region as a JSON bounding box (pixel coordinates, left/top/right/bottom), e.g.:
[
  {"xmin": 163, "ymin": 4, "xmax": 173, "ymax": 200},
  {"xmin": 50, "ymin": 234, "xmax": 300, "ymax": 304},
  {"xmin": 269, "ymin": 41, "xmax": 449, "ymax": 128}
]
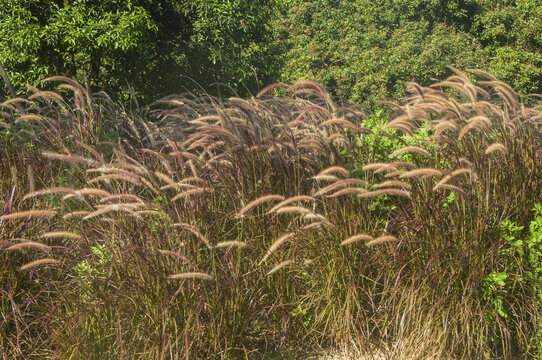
[
  {"xmin": 273, "ymin": 0, "xmax": 542, "ymax": 105},
  {"xmin": 483, "ymin": 205, "xmax": 542, "ymax": 357}
]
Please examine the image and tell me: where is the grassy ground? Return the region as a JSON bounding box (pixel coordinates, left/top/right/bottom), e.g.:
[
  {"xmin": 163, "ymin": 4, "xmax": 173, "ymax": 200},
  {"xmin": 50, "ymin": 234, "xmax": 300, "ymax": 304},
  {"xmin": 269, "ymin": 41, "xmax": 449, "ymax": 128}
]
[{"xmin": 1, "ymin": 70, "xmax": 542, "ymax": 359}]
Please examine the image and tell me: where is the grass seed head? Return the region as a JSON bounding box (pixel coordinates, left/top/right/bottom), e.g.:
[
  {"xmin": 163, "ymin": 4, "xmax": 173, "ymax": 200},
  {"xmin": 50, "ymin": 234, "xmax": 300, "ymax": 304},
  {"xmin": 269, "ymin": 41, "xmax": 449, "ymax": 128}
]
[
  {"xmin": 168, "ymin": 272, "xmax": 214, "ymax": 281},
  {"xmin": 267, "ymin": 259, "xmax": 295, "ymax": 275},
  {"xmin": 19, "ymin": 258, "xmax": 60, "ymax": 271},
  {"xmin": 8, "ymin": 242, "xmax": 51, "ymax": 251},
  {"xmin": 237, "ymin": 195, "xmax": 284, "ymax": 217},
  {"xmin": 366, "ymin": 235, "xmax": 398, "ymax": 246},
  {"xmin": 485, "ymin": 143, "xmax": 507, "ymax": 155},
  {"xmin": 0, "ymin": 210, "xmax": 56, "ymax": 220},
  {"xmin": 341, "ymin": 234, "xmax": 374, "ymax": 246}
]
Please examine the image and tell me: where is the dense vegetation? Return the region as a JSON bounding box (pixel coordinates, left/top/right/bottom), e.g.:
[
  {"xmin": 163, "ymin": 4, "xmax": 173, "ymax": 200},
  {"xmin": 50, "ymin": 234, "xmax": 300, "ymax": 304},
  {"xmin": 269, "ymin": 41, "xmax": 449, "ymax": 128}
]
[
  {"xmin": 1, "ymin": 70, "xmax": 542, "ymax": 359},
  {"xmin": 277, "ymin": 0, "xmax": 542, "ymax": 104},
  {"xmin": 0, "ymin": 0, "xmax": 283, "ymax": 102},
  {"xmin": 1, "ymin": 0, "xmax": 541, "ymax": 104},
  {"xmin": 1, "ymin": 1, "xmax": 542, "ymax": 359}
]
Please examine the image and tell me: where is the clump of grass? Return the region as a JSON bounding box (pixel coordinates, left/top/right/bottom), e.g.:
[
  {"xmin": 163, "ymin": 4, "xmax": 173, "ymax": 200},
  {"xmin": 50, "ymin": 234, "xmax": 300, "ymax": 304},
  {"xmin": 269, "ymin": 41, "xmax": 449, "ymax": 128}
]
[{"xmin": 1, "ymin": 70, "xmax": 541, "ymax": 359}]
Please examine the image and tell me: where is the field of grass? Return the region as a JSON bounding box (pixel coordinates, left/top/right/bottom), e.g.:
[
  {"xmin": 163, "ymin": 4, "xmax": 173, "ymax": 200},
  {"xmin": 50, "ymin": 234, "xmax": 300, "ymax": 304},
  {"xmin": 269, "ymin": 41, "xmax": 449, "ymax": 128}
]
[{"xmin": 1, "ymin": 69, "xmax": 542, "ymax": 359}]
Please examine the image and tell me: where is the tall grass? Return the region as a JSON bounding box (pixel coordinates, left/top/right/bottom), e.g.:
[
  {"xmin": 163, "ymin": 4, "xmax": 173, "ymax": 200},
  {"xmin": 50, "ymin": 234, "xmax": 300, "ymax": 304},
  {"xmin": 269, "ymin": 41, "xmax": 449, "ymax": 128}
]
[{"xmin": 1, "ymin": 69, "xmax": 541, "ymax": 359}]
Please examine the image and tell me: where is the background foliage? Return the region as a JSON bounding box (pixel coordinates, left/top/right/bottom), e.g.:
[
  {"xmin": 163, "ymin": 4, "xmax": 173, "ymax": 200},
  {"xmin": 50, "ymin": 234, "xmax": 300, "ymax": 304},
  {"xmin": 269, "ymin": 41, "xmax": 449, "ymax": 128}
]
[
  {"xmin": 1, "ymin": 0, "xmax": 541, "ymax": 105},
  {"xmin": 275, "ymin": 0, "xmax": 542, "ymax": 105},
  {"xmin": 0, "ymin": 0, "xmax": 284, "ymax": 102}
]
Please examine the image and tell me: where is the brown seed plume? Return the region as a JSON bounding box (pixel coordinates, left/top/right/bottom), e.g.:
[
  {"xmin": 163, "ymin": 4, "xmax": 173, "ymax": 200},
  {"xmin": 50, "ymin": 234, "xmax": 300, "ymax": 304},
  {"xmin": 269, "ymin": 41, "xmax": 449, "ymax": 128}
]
[
  {"xmin": 215, "ymin": 241, "xmax": 247, "ymax": 249},
  {"xmin": 267, "ymin": 260, "xmax": 295, "ymax": 275},
  {"xmin": 8, "ymin": 242, "xmax": 51, "ymax": 251},
  {"xmin": 359, "ymin": 189, "xmax": 411, "ymax": 198},
  {"xmin": 341, "ymin": 234, "xmax": 374, "ymax": 246},
  {"xmin": 40, "ymin": 232, "xmax": 82, "ymax": 240},
  {"xmin": 168, "ymin": 272, "xmax": 214, "ymax": 281},
  {"xmin": 389, "ymin": 146, "xmax": 430, "ymax": 158},
  {"xmin": 485, "ymin": 143, "xmax": 506, "ymax": 155},
  {"xmin": 268, "ymin": 196, "xmax": 316, "ymax": 213},
  {"xmin": 237, "ymin": 195, "xmax": 284, "ymax": 217},
  {"xmin": 313, "ymin": 179, "xmax": 368, "ymax": 196},
  {"xmin": 23, "ymin": 187, "xmax": 75, "ymax": 201},
  {"xmin": 401, "ymin": 169, "xmax": 442, "ymax": 179},
  {"xmin": 260, "ymin": 232, "xmax": 295, "ymax": 264},
  {"xmin": 0, "ymin": 210, "xmax": 56, "ymax": 220},
  {"xmin": 19, "ymin": 258, "xmax": 60, "ymax": 271},
  {"xmin": 366, "ymin": 235, "xmax": 398, "ymax": 246}
]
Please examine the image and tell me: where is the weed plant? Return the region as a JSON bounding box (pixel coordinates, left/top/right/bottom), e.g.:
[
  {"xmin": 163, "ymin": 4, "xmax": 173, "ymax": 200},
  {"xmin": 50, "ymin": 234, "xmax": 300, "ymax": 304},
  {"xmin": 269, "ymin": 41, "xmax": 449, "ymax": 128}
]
[{"xmin": 1, "ymin": 70, "xmax": 542, "ymax": 359}]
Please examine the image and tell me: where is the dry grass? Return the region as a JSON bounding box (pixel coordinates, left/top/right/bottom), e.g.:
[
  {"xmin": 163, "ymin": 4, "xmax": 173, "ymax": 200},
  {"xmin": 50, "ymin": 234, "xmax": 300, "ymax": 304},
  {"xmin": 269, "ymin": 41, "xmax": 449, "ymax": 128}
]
[{"xmin": 1, "ymin": 70, "xmax": 541, "ymax": 359}]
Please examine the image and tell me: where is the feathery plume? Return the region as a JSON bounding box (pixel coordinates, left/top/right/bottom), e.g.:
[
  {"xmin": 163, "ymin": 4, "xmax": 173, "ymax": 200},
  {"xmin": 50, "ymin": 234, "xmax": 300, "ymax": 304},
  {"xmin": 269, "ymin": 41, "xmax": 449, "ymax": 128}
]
[
  {"xmin": 8, "ymin": 242, "xmax": 51, "ymax": 251},
  {"xmin": 215, "ymin": 241, "xmax": 247, "ymax": 249},
  {"xmin": 0, "ymin": 210, "xmax": 56, "ymax": 220},
  {"xmin": 373, "ymin": 180, "xmax": 411, "ymax": 190},
  {"xmin": 359, "ymin": 189, "xmax": 411, "ymax": 198},
  {"xmin": 328, "ymin": 187, "xmax": 367, "ymax": 197},
  {"xmin": 384, "ymin": 170, "xmax": 405, "ymax": 178},
  {"xmin": 168, "ymin": 272, "xmax": 214, "ymax": 281},
  {"xmin": 237, "ymin": 195, "xmax": 284, "ymax": 217},
  {"xmin": 267, "ymin": 260, "xmax": 295, "ymax": 275},
  {"xmin": 389, "ymin": 146, "xmax": 430, "ymax": 158},
  {"xmin": 42, "ymin": 151, "xmax": 99, "ymax": 166},
  {"xmin": 88, "ymin": 174, "xmax": 141, "ymax": 185},
  {"xmin": 313, "ymin": 179, "xmax": 368, "ymax": 197},
  {"xmin": 101, "ymin": 194, "xmax": 144, "ymax": 203},
  {"xmin": 341, "ymin": 234, "xmax": 373, "ymax": 246},
  {"xmin": 63, "ymin": 211, "xmax": 91, "ymax": 219},
  {"xmin": 318, "ymin": 118, "xmax": 356, "ymax": 129},
  {"xmin": 20, "ymin": 258, "xmax": 59, "ymax": 270},
  {"xmin": 268, "ymin": 196, "xmax": 316, "ymax": 213},
  {"xmin": 172, "ymin": 188, "xmax": 211, "ymax": 201},
  {"xmin": 366, "ymin": 235, "xmax": 398, "ymax": 246},
  {"xmin": 401, "ymin": 169, "xmax": 442, "ymax": 178},
  {"xmin": 362, "ymin": 163, "xmax": 387, "ymax": 171},
  {"xmin": 40, "ymin": 232, "xmax": 82, "ymax": 240},
  {"xmin": 260, "ymin": 232, "xmax": 295, "ymax": 264},
  {"xmin": 312, "ymin": 174, "xmax": 340, "ymax": 182},
  {"xmin": 23, "ymin": 187, "xmax": 75, "ymax": 200},
  {"xmin": 317, "ymin": 166, "xmax": 349, "ymax": 178},
  {"xmin": 485, "ymin": 143, "xmax": 506, "ymax": 155}
]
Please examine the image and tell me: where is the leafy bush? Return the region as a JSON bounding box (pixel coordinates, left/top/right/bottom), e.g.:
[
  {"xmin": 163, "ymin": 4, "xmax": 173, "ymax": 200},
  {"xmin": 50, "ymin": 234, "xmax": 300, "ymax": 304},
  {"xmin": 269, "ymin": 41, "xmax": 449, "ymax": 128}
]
[
  {"xmin": 483, "ymin": 205, "xmax": 542, "ymax": 357},
  {"xmin": 273, "ymin": 0, "xmax": 542, "ymax": 105},
  {"xmin": 0, "ymin": 0, "xmax": 284, "ymax": 102}
]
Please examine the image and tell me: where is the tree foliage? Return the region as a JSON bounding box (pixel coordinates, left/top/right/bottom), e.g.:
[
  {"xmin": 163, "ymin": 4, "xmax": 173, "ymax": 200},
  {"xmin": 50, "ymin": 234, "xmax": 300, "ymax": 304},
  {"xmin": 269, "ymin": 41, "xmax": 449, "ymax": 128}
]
[
  {"xmin": 0, "ymin": 0, "xmax": 283, "ymax": 102},
  {"xmin": 0, "ymin": 0, "xmax": 540, "ymax": 104},
  {"xmin": 273, "ymin": 0, "xmax": 542, "ymax": 104},
  {"xmin": 0, "ymin": 0, "xmax": 157, "ymax": 97}
]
